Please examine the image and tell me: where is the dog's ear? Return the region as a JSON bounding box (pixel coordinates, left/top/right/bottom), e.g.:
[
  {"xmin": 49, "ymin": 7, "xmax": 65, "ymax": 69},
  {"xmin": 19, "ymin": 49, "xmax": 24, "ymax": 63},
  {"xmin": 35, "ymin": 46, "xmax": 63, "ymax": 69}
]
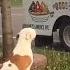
[
  {"xmin": 25, "ymin": 32, "xmax": 36, "ymax": 40},
  {"xmin": 16, "ymin": 34, "xmax": 19, "ymax": 40},
  {"xmin": 25, "ymin": 33, "xmax": 31, "ymax": 40}
]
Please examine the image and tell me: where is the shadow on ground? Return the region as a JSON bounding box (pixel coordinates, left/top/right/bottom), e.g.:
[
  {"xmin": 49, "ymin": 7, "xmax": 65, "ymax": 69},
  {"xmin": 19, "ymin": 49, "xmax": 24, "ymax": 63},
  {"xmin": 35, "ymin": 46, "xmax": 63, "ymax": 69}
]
[{"xmin": 47, "ymin": 42, "xmax": 70, "ymax": 52}]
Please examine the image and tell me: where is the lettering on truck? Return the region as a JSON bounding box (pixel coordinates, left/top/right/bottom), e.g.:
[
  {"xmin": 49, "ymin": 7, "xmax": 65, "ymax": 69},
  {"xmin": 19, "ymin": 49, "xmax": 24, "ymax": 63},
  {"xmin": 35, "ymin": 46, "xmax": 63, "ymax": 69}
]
[{"xmin": 23, "ymin": 24, "xmax": 49, "ymax": 30}]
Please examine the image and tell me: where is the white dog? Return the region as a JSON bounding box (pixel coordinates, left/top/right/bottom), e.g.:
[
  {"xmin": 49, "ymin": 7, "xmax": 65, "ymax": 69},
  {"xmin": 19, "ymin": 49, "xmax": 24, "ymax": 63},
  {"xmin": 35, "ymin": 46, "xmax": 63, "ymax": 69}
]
[{"xmin": 0, "ymin": 28, "xmax": 36, "ymax": 70}]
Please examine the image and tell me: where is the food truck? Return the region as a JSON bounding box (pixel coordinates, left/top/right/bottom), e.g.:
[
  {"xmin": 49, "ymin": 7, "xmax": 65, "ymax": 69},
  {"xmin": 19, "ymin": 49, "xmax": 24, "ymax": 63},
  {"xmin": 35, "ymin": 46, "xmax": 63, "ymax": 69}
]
[
  {"xmin": 22, "ymin": 0, "xmax": 70, "ymax": 47},
  {"xmin": 0, "ymin": 0, "xmax": 70, "ymax": 48}
]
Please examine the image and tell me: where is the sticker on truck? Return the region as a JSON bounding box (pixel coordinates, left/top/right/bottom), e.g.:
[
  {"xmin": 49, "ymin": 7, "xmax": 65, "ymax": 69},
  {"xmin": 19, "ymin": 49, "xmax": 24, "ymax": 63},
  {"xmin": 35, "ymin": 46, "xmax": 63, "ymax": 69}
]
[{"xmin": 28, "ymin": 1, "xmax": 54, "ymax": 22}]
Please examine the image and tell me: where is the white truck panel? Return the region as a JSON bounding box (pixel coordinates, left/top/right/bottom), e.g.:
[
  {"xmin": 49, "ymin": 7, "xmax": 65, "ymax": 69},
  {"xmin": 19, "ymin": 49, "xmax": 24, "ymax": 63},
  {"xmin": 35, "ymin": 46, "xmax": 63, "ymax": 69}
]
[{"xmin": 23, "ymin": 0, "xmax": 70, "ymax": 36}]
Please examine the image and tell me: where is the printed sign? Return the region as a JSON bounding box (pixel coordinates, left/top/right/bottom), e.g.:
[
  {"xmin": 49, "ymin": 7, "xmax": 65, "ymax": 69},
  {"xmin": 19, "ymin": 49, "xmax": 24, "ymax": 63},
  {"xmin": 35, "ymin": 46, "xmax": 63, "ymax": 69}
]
[
  {"xmin": 53, "ymin": 1, "xmax": 70, "ymax": 10},
  {"xmin": 23, "ymin": 24, "xmax": 49, "ymax": 30},
  {"xmin": 28, "ymin": 1, "xmax": 54, "ymax": 22}
]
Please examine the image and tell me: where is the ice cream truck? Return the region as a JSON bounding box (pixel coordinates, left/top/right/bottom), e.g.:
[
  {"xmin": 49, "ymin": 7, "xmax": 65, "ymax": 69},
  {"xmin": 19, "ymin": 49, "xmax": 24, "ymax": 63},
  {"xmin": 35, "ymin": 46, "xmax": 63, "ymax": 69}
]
[{"xmin": 22, "ymin": 0, "xmax": 70, "ymax": 48}]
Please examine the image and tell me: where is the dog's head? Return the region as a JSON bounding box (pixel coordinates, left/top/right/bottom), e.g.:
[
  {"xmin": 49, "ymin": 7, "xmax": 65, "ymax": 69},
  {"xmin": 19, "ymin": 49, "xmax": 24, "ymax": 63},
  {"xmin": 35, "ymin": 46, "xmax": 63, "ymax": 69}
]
[{"xmin": 16, "ymin": 28, "xmax": 36, "ymax": 41}]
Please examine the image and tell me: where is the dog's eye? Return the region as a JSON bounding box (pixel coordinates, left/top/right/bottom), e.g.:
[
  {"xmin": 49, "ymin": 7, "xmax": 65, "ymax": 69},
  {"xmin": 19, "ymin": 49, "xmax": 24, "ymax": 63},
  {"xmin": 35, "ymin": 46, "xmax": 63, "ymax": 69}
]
[
  {"xmin": 8, "ymin": 63, "xmax": 12, "ymax": 67},
  {"xmin": 16, "ymin": 34, "xmax": 19, "ymax": 40}
]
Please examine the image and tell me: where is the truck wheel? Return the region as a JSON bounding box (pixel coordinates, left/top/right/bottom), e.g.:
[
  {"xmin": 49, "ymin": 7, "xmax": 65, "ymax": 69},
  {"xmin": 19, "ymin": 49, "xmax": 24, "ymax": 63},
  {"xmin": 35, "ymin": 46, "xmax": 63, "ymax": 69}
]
[{"xmin": 59, "ymin": 24, "xmax": 70, "ymax": 48}]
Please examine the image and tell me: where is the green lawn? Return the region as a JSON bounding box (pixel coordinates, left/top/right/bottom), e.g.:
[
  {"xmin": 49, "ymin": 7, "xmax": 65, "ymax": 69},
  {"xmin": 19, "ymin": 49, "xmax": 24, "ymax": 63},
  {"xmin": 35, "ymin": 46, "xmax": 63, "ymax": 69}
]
[
  {"xmin": 0, "ymin": 43, "xmax": 70, "ymax": 70},
  {"xmin": 33, "ymin": 47, "xmax": 70, "ymax": 70},
  {"xmin": 11, "ymin": 0, "xmax": 23, "ymax": 7}
]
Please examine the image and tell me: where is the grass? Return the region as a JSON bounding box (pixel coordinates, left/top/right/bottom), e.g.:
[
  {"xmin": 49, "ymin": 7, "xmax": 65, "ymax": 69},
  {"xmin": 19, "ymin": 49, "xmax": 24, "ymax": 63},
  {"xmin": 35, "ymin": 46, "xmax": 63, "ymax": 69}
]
[
  {"xmin": 0, "ymin": 43, "xmax": 70, "ymax": 70},
  {"xmin": 32, "ymin": 47, "xmax": 70, "ymax": 70},
  {"xmin": 11, "ymin": 0, "xmax": 23, "ymax": 7}
]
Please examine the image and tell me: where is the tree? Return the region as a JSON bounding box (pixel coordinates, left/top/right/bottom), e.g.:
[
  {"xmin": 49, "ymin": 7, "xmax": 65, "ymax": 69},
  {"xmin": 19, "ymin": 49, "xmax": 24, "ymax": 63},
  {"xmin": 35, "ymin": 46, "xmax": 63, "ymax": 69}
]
[
  {"xmin": 1, "ymin": 0, "xmax": 14, "ymax": 61},
  {"xmin": 0, "ymin": 0, "xmax": 2, "ymax": 7}
]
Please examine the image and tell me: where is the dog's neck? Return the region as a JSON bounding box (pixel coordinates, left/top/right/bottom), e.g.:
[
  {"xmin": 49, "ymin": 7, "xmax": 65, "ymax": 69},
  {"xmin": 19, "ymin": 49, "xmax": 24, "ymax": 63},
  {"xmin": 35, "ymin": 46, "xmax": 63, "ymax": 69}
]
[{"xmin": 13, "ymin": 38, "xmax": 33, "ymax": 58}]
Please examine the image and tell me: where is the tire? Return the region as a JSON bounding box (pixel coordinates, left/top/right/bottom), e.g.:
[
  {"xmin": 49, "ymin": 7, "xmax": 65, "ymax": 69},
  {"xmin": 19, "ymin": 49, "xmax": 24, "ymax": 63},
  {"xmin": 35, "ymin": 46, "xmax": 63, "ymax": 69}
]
[
  {"xmin": 59, "ymin": 24, "xmax": 70, "ymax": 48},
  {"xmin": 35, "ymin": 35, "xmax": 53, "ymax": 47}
]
